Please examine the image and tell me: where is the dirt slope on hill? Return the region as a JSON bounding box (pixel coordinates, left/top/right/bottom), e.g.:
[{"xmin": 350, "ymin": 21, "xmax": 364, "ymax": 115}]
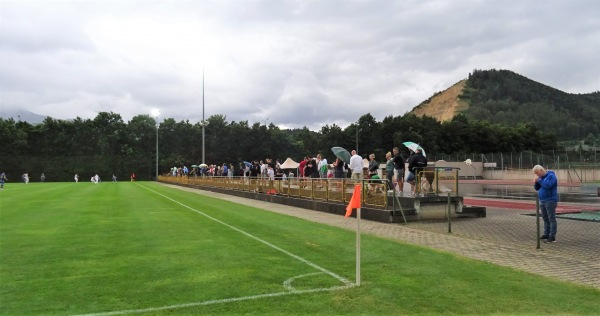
[{"xmin": 410, "ymin": 79, "xmax": 469, "ymax": 122}]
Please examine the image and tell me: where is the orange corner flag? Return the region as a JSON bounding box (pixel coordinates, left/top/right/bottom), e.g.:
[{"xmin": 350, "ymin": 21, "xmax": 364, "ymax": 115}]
[{"xmin": 345, "ymin": 184, "xmax": 361, "ymax": 218}]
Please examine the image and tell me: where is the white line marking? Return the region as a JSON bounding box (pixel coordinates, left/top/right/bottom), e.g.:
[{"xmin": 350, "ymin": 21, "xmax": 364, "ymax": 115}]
[
  {"xmin": 76, "ymin": 284, "xmax": 354, "ymax": 316},
  {"xmin": 283, "ymin": 272, "xmax": 325, "ymax": 292},
  {"xmin": 137, "ymin": 183, "xmax": 353, "ymax": 286},
  {"xmin": 74, "ymin": 184, "xmax": 355, "ymax": 316}
]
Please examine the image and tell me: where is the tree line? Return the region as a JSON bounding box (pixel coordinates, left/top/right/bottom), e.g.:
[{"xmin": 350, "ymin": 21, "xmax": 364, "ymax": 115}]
[{"xmin": 0, "ymin": 110, "xmax": 558, "ymax": 182}]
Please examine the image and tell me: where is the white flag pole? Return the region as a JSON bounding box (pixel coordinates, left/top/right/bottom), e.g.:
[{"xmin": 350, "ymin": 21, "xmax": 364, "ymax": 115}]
[{"xmin": 356, "ymin": 206, "xmax": 361, "ymax": 286}]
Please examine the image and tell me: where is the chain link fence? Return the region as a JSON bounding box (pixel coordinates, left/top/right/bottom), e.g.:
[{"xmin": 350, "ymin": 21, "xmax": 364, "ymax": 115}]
[{"xmin": 433, "ymin": 150, "xmax": 599, "ymax": 170}]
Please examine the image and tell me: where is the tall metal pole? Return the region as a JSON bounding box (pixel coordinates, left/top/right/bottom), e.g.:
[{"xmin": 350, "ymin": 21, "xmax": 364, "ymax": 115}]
[
  {"xmin": 155, "ymin": 115, "xmax": 159, "ymax": 180},
  {"xmin": 355, "ymin": 121, "xmax": 359, "ymax": 152},
  {"xmin": 202, "ymin": 69, "xmax": 205, "ymax": 164},
  {"xmin": 151, "ymin": 109, "xmax": 160, "ymax": 181}
]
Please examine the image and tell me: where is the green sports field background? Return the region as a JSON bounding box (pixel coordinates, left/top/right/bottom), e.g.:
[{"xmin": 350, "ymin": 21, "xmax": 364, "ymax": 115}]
[{"xmin": 0, "ymin": 182, "xmax": 598, "ymax": 315}]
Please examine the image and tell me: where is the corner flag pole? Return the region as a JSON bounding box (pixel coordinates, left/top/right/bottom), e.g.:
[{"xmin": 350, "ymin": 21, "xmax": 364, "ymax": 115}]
[
  {"xmin": 345, "ymin": 183, "xmax": 362, "ymax": 286},
  {"xmin": 356, "ymin": 203, "xmax": 361, "ymax": 286}
]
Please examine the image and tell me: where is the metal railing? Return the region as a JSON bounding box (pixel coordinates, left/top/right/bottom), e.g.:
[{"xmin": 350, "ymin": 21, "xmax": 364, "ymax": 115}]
[
  {"xmin": 415, "ymin": 167, "xmax": 461, "ymax": 195},
  {"xmin": 160, "ymin": 167, "xmax": 461, "ymax": 208},
  {"xmin": 160, "ymin": 175, "xmax": 390, "ymax": 208}
]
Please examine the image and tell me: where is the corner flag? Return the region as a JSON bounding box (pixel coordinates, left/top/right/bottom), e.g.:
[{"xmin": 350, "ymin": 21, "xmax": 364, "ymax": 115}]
[
  {"xmin": 345, "ymin": 183, "xmax": 362, "ymax": 286},
  {"xmin": 345, "ymin": 184, "xmax": 361, "ymax": 218}
]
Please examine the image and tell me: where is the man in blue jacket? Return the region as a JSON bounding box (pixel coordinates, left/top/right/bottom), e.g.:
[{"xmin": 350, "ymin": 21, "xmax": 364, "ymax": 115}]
[{"xmin": 533, "ymin": 165, "xmax": 559, "ymax": 243}]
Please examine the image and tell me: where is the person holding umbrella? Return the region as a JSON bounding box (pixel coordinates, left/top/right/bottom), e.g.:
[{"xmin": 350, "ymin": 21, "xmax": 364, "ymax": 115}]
[
  {"xmin": 331, "ymin": 147, "xmax": 351, "ymax": 190},
  {"xmin": 334, "ymin": 158, "xmax": 346, "ymax": 179},
  {"xmin": 406, "ymin": 148, "xmax": 427, "ymax": 196}
]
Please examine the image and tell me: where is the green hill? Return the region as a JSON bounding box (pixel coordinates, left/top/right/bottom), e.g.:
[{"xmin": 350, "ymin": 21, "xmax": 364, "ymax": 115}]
[{"xmin": 412, "ymin": 69, "xmax": 600, "ymax": 141}]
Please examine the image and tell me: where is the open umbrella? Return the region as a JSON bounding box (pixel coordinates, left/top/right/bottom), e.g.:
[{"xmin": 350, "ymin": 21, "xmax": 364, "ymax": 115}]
[
  {"xmin": 331, "ymin": 147, "xmax": 351, "ymax": 164},
  {"xmin": 243, "ymin": 161, "xmax": 252, "ymax": 168},
  {"xmin": 191, "ymin": 165, "xmax": 198, "ymax": 168},
  {"xmin": 402, "ymin": 141, "xmax": 426, "ymax": 157},
  {"xmin": 199, "ymin": 163, "xmax": 208, "ymax": 168}
]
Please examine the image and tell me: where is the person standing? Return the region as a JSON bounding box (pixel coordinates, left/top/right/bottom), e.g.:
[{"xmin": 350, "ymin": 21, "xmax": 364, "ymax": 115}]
[
  {"xmin": 385, "ymin": 152, "xmax": 394, "ymax": 192},
  {"xmin": 317, "ymin": 154, "xmax": 328, "ymax": 178},
  {"xmin": 303, "ymin": 156, "xmax": 314, "ymax": 178},
  {"xmin": 260, "ymin": 160, "xmax": 267, "ymax": 178},
  {"xmin": 349, "ymin": 150, "xmax": 363, "ymax": 180},
  {"xmin": 267, "ymin": 165, "xmax": 275, "ymax": 181},
  {"xmin": 0, "ymin": 172, "xmax": 7, "ymax": 190},
  {"xmin": 367, "ymin": 153, "xmax": 378, "ymax": 179},
  {"xmin": 309, "ymin": 156, "xmax": 319, "ymax": 178},
  {"xmin": 533, "ymin": 165, "xmax": 559, "ymax": 243},
  {"xmin": 221, "ymin": 163, "xmax": 228, "ymax": 178},
  {"xmin": 406, "ymin": 149, "xmax": 427, "ymax": 195},
  {"xmin": 74, "ymin": 174, "xmax": 79, "ymax": 183},
  {"xmin": 392, "ymin": 147, "xmax": 406, "ymax": 194},
  {"xmin": 250, "ymin": 161, "xmax": 260, "ymax": 178},
  {"xmin": 240, "ymin": 163, "xmax": 247, "ymax": 178},
  {"xmin": 334, "ymin": 158, "xmax": 345, "ymax": 179},
  {"xmin": 40, "ymin": 173, "xmax": 46, "ymax": 182},
  {"xmin": 333, "ymin": 157, "xmax": 346, "ymax": 191},
  {"xmin": 298, "ymin": 157, "xmax": 307, "ymax": 179}
]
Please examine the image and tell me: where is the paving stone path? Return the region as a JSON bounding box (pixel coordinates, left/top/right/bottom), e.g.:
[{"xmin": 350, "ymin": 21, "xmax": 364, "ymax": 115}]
[{"xmin": 163, "ymin": 183, "xmax": 600, "ymax": 290}]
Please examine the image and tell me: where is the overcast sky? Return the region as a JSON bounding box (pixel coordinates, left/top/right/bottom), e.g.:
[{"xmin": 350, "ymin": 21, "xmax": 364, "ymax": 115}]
[{"xmin": 1, "ymin": 0, "xmax": 598, "ymax": 130}]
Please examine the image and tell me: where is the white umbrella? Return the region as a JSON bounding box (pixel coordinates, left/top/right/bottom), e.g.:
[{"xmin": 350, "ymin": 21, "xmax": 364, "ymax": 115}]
[{"xmin": 402, "ymin": 141, "xmax": 426, "ymax": 157}]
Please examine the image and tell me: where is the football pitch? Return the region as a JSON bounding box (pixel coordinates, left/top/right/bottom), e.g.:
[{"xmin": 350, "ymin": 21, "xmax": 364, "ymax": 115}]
[{"xmin": 0, "ymin": 182, "xmax": 598, "ymax": 315}]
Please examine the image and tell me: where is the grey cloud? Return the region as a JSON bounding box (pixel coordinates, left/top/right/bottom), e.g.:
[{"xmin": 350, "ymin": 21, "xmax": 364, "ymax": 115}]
[{"xmin": 1, "ymin": 0, "xmax": 598, "ymax": 129}]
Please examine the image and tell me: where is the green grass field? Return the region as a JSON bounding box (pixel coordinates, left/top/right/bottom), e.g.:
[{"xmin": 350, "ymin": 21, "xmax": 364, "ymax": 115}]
[{"xmin": 0, "ymin": 182, "xmax": 598, "ymax": 315}]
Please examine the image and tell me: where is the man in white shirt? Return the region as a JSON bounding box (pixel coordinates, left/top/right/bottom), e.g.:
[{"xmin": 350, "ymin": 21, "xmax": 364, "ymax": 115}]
[
  {"xmin": 267, "ymin": 166, "xmax": 275, "ymax": 180},
  {"xmin": 260, "ymin": 160, "xmax": 266, "ymax": 178},
  {"xmin": 349, "ymin": 150, "xmax": 363, "ymax": 180}
]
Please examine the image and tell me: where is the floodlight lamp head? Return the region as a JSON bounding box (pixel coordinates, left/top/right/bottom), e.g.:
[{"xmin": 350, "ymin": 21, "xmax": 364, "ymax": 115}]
[{"xmin": 151, "ymin": 109, "xmax": 160, "ymax": 118}]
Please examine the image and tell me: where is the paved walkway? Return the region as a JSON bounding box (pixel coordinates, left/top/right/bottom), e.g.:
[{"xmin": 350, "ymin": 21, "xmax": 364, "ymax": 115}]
[{"xmin": 162, "ymin": 183, "xmax": 600, "ymax": 290}]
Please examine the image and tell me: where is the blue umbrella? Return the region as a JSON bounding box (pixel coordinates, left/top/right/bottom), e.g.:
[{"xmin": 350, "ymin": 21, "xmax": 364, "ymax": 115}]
[{"xmin": 243, "ymin": 161, "xmax": 252, "ymax": 168}]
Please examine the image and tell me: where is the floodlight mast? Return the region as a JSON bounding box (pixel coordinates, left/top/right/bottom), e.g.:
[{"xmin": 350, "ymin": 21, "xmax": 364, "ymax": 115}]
[
  {"xmin": 203, "ymin": 70, "xmax": 205, "ymax": 164},
  {"xmin": 355, "ymin": 121, "xmax": 358, "ymax": 153},
  {"xmin": 201, "ymin": 70, "xmax": 208, "ymax": 164},
  {"xmin": 151, "ymin": 109, "xmax": 160, "ymax": 181}
]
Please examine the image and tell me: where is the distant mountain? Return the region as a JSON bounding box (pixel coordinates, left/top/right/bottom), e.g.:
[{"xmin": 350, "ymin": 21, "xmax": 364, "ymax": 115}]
[
  {"xmin": 410, "ymin": 69, "xmax": 600, "ymax": 140},
  {"xmin": 0, "ymin": 109, "xmax": 47, "ymax": 124}
]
